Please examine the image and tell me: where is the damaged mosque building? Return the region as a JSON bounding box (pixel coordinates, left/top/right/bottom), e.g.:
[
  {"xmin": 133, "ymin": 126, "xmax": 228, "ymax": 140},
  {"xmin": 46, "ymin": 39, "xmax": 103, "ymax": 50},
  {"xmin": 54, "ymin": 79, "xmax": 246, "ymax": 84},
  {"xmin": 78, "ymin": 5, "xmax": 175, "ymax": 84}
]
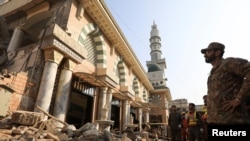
[{"xmin": 0, "ymin": 0, "xmax": 172, "ymax": 137}]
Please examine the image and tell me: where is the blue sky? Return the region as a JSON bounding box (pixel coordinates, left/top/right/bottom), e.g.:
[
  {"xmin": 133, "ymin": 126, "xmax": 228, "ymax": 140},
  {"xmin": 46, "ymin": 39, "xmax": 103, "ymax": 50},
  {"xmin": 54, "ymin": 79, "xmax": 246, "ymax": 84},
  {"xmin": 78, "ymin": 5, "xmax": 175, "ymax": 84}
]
[{"xmin": 105, "ymin": 0, "xmax": 250, "ymax": 105}]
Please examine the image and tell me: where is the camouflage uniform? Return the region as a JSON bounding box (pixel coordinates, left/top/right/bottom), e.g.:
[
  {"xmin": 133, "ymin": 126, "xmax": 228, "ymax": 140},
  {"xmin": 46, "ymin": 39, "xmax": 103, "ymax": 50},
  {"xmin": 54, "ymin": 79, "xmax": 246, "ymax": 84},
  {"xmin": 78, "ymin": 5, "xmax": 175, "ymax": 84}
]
[{"xmin": 207, "ymin": 57, "xmax": 250, "ymax": 124}]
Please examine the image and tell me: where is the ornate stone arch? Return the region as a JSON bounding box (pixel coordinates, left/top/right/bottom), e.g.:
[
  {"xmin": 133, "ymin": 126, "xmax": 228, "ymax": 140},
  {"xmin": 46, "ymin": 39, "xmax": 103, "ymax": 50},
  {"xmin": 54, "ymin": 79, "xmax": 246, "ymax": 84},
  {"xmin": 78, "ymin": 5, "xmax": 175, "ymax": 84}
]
[
  {"xmin": 118, "ymin": 60, "xmax": 127, "ymax": 86},
  {"xmin": 142, "ymin": 88, "xmax": 148, "ymax": 101},
  {"xmin": 78, "ymin": 23, "xmax": 106, "ymax": 68},
  {"xmin": 133, "ymin": 77, "xmax": 140, "ymax": 97},
  {"xmin": 114, "ymin": 57, "xmax": 120, "ymax": 78}
]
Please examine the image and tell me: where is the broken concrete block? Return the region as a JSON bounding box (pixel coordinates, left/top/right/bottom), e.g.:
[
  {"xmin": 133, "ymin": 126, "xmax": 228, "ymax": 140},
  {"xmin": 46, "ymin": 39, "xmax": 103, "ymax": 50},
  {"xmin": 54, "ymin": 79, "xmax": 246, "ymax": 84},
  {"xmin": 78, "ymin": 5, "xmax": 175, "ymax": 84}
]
[{"xmin": 11, "ymin": 111, "xmax": 44, "ymax": 126}]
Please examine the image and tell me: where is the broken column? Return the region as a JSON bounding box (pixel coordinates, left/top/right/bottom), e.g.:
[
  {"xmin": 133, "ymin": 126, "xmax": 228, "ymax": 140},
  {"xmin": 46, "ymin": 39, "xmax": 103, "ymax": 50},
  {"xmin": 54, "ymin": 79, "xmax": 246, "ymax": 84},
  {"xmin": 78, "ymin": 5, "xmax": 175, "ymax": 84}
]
[{"xmin": 7, "ymin": 27, "xmax": 24, "ymax": 60}]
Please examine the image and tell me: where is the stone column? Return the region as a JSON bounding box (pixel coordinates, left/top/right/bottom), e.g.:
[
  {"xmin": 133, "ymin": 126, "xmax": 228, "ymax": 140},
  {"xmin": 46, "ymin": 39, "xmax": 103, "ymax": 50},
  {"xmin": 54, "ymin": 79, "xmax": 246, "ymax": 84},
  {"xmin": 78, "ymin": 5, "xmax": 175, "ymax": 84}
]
[
  {"xmin": 145, "ymin": 111, "xmax": 150, "ymax": 123},
  {"xmin": 53, "ymin": 59, "xmax": 76, "ymax": 128},
  {"xmin": 98, "ymin": 87, "xmax": 107, "ymax": 120},
  {"xmin": 122, "ymin": 100, "xmax": 130, "ymax": 130},
  {"xmin": 34, "ymin": 49, "xmax": 63, "ymax": 115},
  {"xmin": 106, "ymin": 88, "xmax": 113, "ymax": 120},
  {"xmin": 92, "ymin": 89, "xmax": 98, "ymax": 122},
  {"xmin": 138, "ymin": 108, "xmax": 142, "ymax": 131},
  {"xmin": 96, "ymin": 87, "xmax": 115, "ymax": 132},
  {"xmin": 127, "ymin": 101, "xmax": 131, "ymax": 124},
  {"xmin": 7, "ymin": 27, "xmax": 24, "ymax": 60}
]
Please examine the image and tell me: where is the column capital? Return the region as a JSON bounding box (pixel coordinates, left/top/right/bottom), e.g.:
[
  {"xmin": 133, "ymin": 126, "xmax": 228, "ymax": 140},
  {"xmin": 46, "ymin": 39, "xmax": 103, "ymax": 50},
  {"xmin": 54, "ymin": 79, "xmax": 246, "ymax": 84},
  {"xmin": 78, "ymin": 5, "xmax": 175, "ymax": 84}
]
[
  {"xmin": 44, "ymin": 49, "xmax": 63, "ymax": 64},
  {"xmin": 107, "ymin": 88, "xmax": 113, "ymax": 94},
  {"xmin": 100, "ymin": 87, "xmax": 108, "ymax": 93},
  {"xmin": 63, "ymin": 59, "xmax": 76, "ymax": 71},
  {"xmin": 138, "ymin": 108, "xmax": 142, "ymax": 114}
]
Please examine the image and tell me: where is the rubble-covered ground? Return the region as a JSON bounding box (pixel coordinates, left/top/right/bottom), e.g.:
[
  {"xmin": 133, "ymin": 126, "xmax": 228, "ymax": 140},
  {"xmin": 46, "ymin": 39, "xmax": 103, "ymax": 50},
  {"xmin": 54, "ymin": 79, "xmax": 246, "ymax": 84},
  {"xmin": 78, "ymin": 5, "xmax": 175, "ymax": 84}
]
[{"xmin": 0, "ymin": 110, "xmax": 157, "ymax": 141}]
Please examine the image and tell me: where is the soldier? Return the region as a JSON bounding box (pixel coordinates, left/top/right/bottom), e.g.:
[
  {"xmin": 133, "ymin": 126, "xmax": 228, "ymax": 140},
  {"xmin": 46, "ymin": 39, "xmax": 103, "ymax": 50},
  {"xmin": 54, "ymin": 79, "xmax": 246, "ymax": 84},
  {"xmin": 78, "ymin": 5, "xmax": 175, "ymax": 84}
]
[{"xmin": 201, "ymin": 42, "xmax": 250, "ymax": 125}]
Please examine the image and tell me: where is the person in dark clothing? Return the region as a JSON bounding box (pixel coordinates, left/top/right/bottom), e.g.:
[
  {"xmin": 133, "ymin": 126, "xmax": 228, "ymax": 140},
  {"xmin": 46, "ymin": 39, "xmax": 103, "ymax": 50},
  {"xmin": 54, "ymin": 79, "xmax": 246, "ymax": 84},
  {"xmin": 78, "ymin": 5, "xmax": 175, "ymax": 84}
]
[{"xmin": 168, "ymin": 105, "xmax": 182, "ymax": 141}]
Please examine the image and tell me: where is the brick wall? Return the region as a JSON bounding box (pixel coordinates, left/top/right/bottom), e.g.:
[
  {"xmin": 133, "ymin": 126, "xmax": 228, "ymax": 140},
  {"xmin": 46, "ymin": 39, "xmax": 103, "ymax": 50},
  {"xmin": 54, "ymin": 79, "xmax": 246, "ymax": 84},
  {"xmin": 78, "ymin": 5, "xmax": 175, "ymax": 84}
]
[{"xmin": 0, "ymin": 72, "xmax": 37, "ymax": 113}]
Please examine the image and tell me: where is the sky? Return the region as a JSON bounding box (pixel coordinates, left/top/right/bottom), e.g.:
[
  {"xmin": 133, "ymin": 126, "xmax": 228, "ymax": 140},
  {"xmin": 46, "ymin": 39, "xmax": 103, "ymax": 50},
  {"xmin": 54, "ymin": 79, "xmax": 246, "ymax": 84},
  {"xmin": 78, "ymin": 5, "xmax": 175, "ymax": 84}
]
[{"xmin": 105, "ymin": 0, "xmax": 250, "ymax": 105}]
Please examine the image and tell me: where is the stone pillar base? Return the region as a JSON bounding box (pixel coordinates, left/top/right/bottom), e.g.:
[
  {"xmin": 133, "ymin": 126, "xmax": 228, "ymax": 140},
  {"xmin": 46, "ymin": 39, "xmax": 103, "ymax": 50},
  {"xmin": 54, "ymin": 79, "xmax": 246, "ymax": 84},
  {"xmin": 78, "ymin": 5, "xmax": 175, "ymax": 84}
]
[{"xmin": 95, "ymin": 120, "xmax": 114, "ymax": 132}]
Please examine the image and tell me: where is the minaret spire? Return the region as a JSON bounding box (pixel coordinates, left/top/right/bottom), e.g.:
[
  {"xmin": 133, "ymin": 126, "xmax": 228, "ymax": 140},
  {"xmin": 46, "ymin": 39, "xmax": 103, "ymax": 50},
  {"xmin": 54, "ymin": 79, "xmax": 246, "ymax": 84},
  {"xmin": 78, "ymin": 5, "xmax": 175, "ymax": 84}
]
[
  {"xmin": 146, "ymin": 21, "xmax": 167, "ymax": 88},
  {"xmin": 150, "ymin": 21, "xmax": 161, "ymax": 61}
]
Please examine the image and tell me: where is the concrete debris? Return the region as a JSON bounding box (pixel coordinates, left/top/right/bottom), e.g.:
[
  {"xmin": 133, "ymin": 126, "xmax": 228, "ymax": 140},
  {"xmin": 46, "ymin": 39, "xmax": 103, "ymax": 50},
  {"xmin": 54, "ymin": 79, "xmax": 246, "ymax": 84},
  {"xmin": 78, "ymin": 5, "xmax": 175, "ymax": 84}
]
[
  {"xmin": 0, "ymin": 111, "xmax": 149, "ymax": 141},
  {"xmin": 11, "ymin": 110, "xmax": 44, "ymax": 126}
]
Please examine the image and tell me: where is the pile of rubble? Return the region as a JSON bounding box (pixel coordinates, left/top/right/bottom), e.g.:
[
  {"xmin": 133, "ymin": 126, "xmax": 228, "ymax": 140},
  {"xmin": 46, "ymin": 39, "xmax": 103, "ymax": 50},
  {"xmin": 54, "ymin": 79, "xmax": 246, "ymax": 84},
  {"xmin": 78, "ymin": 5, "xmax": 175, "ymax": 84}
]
[{"xmin": 0, "ymin": 110, "xmax": 141, "ymax": 141}]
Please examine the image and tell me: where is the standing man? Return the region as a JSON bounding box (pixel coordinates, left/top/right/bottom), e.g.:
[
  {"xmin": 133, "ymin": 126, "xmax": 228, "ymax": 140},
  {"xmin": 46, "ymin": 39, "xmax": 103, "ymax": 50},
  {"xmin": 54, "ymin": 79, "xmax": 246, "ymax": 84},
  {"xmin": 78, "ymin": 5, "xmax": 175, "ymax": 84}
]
[
  {"xmin": 181, "ymin": 112, "xmax": 188, "ymax": 141},
  {"xmin": 201, "ymin": 42, "xmax": 250, "ymax": 124},
  {"xmin": 168, "ymin": 105, "xmax": 182, "ymax": 141},
  {"xmin": 187, "ymin": 103, "xmax": 202, "ymax": 141},
  {"xmin": 201, "ymin": 95, "xmax": 208, "ymax": 141}
]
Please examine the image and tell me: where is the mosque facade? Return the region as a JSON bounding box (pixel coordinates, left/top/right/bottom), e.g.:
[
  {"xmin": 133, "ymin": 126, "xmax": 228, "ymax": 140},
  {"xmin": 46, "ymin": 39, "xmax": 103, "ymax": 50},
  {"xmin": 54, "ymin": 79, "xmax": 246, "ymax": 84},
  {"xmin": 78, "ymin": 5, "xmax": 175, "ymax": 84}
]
[{"xmin": 0, "ymin": 0, "xmax": 171, "ymax": 133}]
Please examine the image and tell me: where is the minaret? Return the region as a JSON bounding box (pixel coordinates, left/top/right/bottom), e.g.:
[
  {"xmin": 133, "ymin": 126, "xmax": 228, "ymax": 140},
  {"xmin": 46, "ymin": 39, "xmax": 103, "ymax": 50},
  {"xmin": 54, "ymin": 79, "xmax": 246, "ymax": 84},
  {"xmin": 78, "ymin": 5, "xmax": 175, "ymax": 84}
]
[
  {"xmin": 146, "ymin": 21, "xmax": 167, "ymax": 88},
  {"xmin": 147, "ymin": 22, "xmax": 171, "ymax": 125},
  {"xmin": 150, "ymin": 21, "xmax": 162, "ymax": 61}
]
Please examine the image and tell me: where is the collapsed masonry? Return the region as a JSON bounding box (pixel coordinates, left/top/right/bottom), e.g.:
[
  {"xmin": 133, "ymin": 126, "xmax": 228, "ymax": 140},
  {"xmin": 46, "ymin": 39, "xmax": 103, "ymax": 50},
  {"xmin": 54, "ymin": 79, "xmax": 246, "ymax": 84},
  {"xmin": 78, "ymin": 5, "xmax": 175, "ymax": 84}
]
[{"xmin": 0, "ymin": 110, "xmax": 143, "ymax": 141}]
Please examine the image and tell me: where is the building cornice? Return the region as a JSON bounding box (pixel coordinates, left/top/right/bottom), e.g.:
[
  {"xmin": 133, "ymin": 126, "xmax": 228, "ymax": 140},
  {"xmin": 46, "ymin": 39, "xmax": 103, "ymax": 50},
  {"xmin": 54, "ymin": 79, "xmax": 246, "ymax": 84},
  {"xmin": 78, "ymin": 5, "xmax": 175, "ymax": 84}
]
[{"xmin": 80, "ymin": 0, "xmax": 153, "ymax": 91}]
